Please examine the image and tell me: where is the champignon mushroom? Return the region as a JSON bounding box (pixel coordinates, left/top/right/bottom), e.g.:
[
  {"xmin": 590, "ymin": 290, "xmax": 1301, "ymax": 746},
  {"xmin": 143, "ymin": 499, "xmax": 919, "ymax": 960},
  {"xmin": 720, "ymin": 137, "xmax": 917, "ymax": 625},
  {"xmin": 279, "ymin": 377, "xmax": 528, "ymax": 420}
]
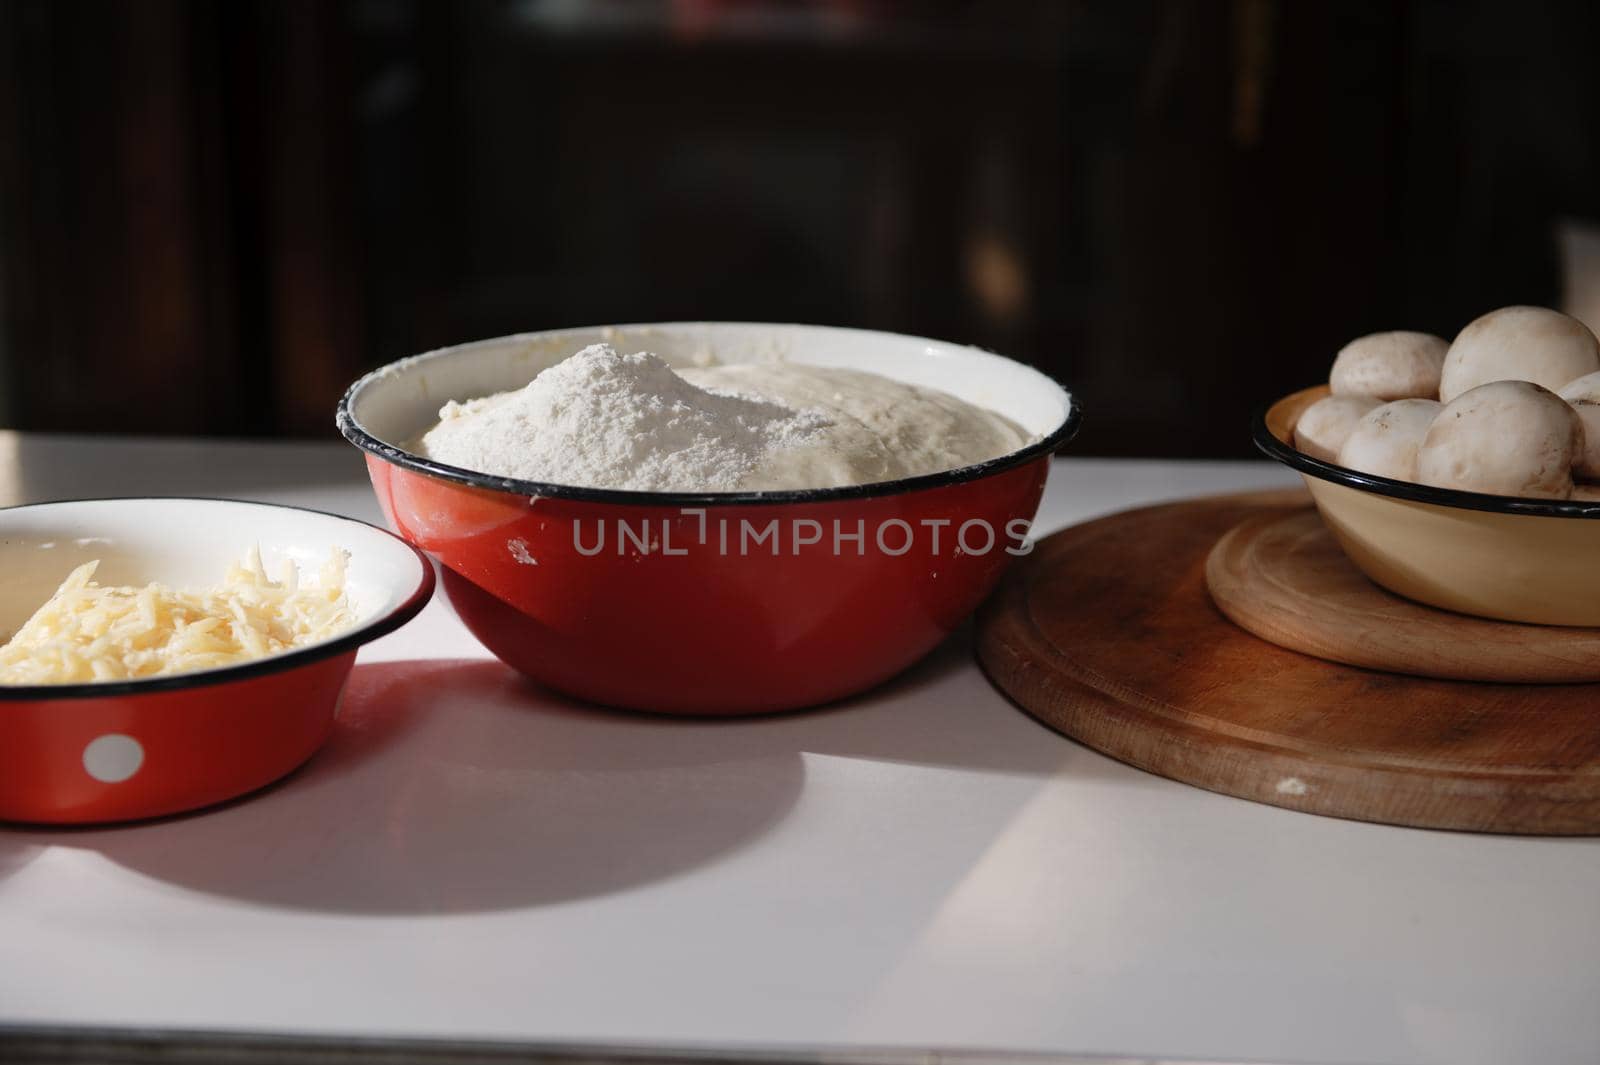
[
  {"xmin": 1438, "ymin": 306, "xmax": 1600, "ymax": 403},
  {"xmin": 1558, "ymin": 370, "xmax": 1600, "ymax": 481},
  {"xmin": 1415, "ymin": 380, "xmax": 1583, "ymax": 499},
  {"xmin": 1329, "ymin": 331, "xmax": 1447, "ymax": 400},
  {"xmin": 1336, "ymin": 398, "xmax": 1442, "ymax": 480},
  {"xmin": 1293, "ymin": 395, "xmax": 1383, "ymax": 463}
]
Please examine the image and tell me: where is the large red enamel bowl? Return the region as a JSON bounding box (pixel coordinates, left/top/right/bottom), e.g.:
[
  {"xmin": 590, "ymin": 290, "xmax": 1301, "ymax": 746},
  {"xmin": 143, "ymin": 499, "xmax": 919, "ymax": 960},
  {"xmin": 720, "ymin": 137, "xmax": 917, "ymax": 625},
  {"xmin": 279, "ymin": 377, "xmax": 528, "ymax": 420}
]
[
  {"xmin": 0, "ymin": 499, "xmax": 434, "ymax": 824},
  {"xmin": 338, "ymin": 322, "xmax": 1078, "ymax": 714}
]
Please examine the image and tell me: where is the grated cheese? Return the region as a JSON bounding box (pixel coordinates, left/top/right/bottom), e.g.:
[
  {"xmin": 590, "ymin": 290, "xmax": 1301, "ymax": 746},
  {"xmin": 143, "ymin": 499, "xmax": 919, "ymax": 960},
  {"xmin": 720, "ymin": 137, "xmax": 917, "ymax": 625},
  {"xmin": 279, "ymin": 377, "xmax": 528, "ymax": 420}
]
[{"xmin": 0, "ymin": 547, "xmax": 355, "ymax": 685}]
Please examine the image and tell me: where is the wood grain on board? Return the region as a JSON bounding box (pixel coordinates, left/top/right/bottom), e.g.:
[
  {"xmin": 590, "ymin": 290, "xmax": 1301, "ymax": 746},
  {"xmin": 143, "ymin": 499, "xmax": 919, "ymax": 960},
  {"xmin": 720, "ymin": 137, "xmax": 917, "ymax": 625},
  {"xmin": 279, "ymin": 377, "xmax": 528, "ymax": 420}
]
[
  {"xmin": 976, "ymin": 490, "xmax": 1600, "ymax": 834},
  {"xmin": 1206, "ymin": 506, "xmax": 1600, "ymax": 684}
]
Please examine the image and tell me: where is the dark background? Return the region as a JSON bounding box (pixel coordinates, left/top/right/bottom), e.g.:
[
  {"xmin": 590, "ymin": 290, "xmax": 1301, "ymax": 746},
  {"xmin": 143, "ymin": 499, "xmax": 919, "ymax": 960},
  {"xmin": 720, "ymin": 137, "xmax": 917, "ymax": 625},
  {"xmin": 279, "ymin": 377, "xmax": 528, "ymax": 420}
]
[{"xmin": 4, "ymin": 0, "xmax": 1600, "ymax": 456}]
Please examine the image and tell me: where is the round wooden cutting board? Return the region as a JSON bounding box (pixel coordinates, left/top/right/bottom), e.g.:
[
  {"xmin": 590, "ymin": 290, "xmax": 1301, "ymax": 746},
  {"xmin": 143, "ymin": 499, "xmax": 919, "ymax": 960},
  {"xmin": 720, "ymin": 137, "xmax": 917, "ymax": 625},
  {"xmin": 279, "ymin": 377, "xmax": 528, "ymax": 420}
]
[
  {"xmin": 1206, "ymin": 507, "xmax": 1600, "ymax": 683},
  {"xmin": 976, "ymin": 490, "xmax": 1600, "ymax": 834}
]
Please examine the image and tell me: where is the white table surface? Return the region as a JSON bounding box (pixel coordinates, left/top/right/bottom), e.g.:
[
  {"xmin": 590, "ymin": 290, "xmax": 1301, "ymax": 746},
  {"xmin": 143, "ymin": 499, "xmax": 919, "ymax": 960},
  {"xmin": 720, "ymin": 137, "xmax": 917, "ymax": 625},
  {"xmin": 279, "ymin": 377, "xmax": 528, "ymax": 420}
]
[{"xmin": 1, "ymin": 432, "xmax": 1597, "ymax": 1065}]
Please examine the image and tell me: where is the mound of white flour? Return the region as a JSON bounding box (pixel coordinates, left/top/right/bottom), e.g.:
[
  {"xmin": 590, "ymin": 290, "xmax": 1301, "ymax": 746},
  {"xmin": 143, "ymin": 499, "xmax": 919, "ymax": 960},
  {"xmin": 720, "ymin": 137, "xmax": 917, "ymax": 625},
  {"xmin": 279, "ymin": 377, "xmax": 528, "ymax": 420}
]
[{"xmin": 416, "ymin": 343, "xmax": 1031, "ymax": 492}]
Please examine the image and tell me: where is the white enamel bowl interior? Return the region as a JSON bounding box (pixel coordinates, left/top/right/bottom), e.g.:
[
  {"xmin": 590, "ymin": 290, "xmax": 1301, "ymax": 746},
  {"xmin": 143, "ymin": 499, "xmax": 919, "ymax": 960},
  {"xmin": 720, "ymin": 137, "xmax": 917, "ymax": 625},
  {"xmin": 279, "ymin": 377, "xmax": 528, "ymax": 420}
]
[
  {"xmin": 0, "ymin": 499, "xmax": 429, "ymax": 653},
  {"xmin": 346, "ymin": 322, "xmax": 1073, "ymax": 463}
]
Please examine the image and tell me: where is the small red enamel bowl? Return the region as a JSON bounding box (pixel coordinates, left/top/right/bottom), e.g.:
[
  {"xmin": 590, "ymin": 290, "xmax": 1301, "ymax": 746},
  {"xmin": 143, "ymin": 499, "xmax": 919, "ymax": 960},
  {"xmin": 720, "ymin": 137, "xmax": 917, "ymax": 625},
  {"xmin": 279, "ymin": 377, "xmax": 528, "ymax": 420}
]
[
  {"xmin": 339, "ymin": 323, "xmax": 1078, "ymax": 716},
  {"xmin": 0, "ymin": 498, "xmax": 434, "ymax": 824}
]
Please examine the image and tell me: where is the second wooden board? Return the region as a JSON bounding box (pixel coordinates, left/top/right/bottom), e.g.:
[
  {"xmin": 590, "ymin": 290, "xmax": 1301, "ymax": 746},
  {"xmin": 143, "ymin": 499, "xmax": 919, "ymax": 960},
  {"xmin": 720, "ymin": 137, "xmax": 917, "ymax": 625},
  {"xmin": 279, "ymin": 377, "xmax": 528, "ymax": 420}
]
[{"xmin": 1206, "ymin": 506, "xmax": 1600, "ymax": 683}]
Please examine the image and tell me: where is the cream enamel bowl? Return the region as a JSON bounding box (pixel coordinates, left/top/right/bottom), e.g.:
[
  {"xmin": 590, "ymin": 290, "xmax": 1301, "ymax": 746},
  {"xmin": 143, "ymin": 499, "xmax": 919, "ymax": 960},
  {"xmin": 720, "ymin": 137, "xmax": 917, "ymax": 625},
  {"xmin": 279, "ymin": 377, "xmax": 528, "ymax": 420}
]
[{"xmin": 1256, "ymin": 385, "xmax": 1600, "ymax": 626}]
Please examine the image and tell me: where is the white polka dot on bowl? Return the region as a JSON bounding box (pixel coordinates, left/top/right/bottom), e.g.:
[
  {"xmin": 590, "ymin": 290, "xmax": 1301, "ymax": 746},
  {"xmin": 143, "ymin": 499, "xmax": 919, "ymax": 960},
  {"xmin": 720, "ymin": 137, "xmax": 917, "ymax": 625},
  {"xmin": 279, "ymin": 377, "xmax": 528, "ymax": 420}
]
[{"xmin": 82, "ymin": 734, "xmax": 144, "ymax": 783}]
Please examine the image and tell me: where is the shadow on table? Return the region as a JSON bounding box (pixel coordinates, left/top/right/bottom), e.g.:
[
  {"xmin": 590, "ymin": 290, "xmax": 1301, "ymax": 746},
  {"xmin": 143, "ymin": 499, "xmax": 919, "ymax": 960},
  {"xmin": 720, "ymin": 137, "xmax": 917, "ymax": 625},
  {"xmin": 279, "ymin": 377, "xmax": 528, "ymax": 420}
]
[
  {"xmin": 55, "ymin": 658, "xmax": 805, "ymax": 915},
  {"xmin": 50, "ymin": 627, "xmax": 1110, "ymax": 916},
  {"xmin": 0, "ymin": 836, "xmax": 43, "ymax": 887}
]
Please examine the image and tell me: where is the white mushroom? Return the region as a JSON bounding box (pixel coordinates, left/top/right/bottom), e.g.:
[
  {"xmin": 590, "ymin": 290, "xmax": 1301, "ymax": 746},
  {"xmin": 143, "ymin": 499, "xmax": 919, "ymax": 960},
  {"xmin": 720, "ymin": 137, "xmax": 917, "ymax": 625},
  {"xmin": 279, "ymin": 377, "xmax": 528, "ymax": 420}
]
[
  {"xmin": 1293, "ymin": 395, "xmax": 1383, "ymax": 463},
  {"xmin": 1557, "ymin": 370, "xmax": 1600, "ymax": 481},
  {"xmin": 1415, "ymin": 380, "xmax": 1582, "ymax": 499},
  {"xmin": 1439, "ymin": 305, "xmax": 1600, "ymax": 403},
  {"xmin": 1336, "ymin": 399, "xmax": 1442, "ymax": 480},
  {"xmin": 1329, "ymin": 331, "xmax": 1447, "ymax": 400}
]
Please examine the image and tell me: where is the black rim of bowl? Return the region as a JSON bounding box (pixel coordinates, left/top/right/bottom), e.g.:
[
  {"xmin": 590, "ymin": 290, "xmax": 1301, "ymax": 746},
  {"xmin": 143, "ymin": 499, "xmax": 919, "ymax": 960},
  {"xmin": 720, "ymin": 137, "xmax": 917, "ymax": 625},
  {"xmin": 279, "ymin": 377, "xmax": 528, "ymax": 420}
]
[
  {"xmin": 0, "ymin": 497, "xmax": 437, "ymax": 701},
  {"xmin": 1252, "ymin": 399, "xmax": 1600, "ymax": 519},
  {"xmin": 336, "ymin": 337, "xmax": 1082, "ymax": 507}
]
